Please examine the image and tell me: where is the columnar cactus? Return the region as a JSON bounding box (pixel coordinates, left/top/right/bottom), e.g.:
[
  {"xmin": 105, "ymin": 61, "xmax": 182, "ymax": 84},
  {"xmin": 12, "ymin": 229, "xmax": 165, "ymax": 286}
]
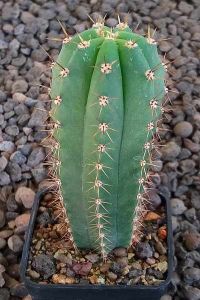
[{"xmin": 49, "ymin": 21, "xmax": 166, "ymax": 258}]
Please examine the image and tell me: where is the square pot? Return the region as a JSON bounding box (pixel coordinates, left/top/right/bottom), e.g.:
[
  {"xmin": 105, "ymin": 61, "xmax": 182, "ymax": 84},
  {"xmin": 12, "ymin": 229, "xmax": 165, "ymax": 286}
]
[{"xmin": 20, "ymin": 189, "xmax": 173, "ymax": 300}]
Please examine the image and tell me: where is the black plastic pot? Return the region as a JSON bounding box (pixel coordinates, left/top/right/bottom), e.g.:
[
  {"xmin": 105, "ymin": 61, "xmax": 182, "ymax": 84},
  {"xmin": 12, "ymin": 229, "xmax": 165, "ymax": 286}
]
[{"xmin": 21, "ymin": 190, "xmax": 173, "ymax": 300}]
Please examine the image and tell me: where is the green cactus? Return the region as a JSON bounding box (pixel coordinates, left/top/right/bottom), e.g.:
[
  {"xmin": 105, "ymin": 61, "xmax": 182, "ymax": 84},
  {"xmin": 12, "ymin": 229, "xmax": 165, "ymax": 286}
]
[{"xmin": 50, "ymin": 21, "xmax": 166, "ymax": 257}]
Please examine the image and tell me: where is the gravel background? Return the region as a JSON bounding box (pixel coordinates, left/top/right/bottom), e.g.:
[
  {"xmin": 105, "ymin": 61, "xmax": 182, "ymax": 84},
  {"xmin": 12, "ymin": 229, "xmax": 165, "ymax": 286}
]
[{"xmin": 0, "ymin": 0, "xmax": 200, "ymax": 299}]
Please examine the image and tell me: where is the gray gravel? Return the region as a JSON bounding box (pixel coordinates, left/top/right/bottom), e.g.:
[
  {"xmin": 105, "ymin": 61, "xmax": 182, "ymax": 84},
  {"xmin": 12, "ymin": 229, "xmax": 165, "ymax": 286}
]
[{"xmin": 0, "ymin": 0, "xmax": 200, "ymax": 299}]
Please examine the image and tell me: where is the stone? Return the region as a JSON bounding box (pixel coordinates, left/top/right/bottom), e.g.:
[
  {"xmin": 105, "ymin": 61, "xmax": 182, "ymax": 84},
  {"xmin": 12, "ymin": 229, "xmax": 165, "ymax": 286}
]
[
  {"xmin": 168, "ymin": 48, "xmax": 181, "ymax": 60},
  {"xmin": 183, "ymin": 231, "xmax": 200, "ymax": 251},
  {"xmin": 107, "ymin": 272, "xmax": 117, "ymax": 281},
  {"xmin": 172, "ymin": 216, "xmax": 179, "ymax": 232},
  {"xmin": 6, "ymin": 162, "xmax": 21, "ymax": 182},
  {"xmin": 183, "ymin": 285, "xmax": 200, "ymax": 300},
  {"xmin": 177, "ymin": 81, "xmax": 193, "ymax": 94},
  {"xmin": 31, "ymin": 49, "xmax": 48, "ymax": 62},
  {"xmin": 0, "ymin": 172, "xmax": 11, "ymax": 186},
  {"xmin": 13, "ymin": 93, "xmax": 26, "ymax": 103},
  {"xmin": 12, "ymin": 55, "xmax": 26, "ymax": 67},
  {"xmin": 9, "ymin": 39, "xmax": 20, "ymax": 53},
  {"xmin": 0, "ymin": 238, "xmax": 6, "ymax": 249},
  {"xmin": 10, "ymin": 151, "xmax": 27, "ymax": 165},
  {"xmin": 0, "ymin": 272, "xmax": 5, "ymax": 287},
  {"xmin": 0, "ymin": 210, "xmax": 5, "ymax": 229},
  {"xmin": 27, "ymin": 147, "xmax": 45, "ymax": 167},
  {"xmin": 15, "ymin": 187, "xmax": 35, "ymax": 209},
  {"xmin": 21, "ymin": 11, "xmax": 35, "ymax": 23},
  {"xmin": 85, "ymin": 253, "xmax": 99, "ymax": 263},
  {"xmin": 161, "ymin": 141, "xmax": 181, "ymax": 161},
  {"xmin": 0, "ymin": 114, "xmax": 4, "ymax": 126},
  {"xmin": 174, "ymin": 121, "xmax": 193, "ymax": 137},
  {"xmin": 0, "ymin": 229, "xmax": 13, "ymax": 239},
  {"xmin": 184, "ymin": 208, "xmax": 196, "ymax": 222},
  {"xmin": 0, "ymin": 141, "xmax": 15, "ymax": 153},
  {"xmin": 148, "ymin": 190, "xmax": 162, "ymax": 210},
  {"xmin": 171, "ymin": 198, "xmax": 187, "ymax": 215},
  {"xmin": 116, "ymin": 256, "xmax": 128, "ymax": 268},
  {"xmin": 72, "ymin": 262, "xmax": 92, "ymax": 276},
  {"xmin": 155, "ymin": 240, "xmax": 167, "ymax": 255},
  {"xmin": 28, "ymin": 269, "xmax": 40, "ymax": 279},
  {"xmin": 28, "ymin": 104, "xmax": 48, "ymax": 128},
  {"xmin": 75, "ymin": 6, "xmax": 90, "ymax": 21},
  {"xmin": 10, "ymin": 282, "xmax": 28, "ymax": 297},
  {"xmin": 105, "ymin": 18, "xmax": 118, "ymax": 27},
  {"xmin": 0, "ymin": 157, "xmax": 8, "ymax": 172},
  {"xmin": 129, "ymin": 269, "xmax": 143, "ymax": 279},
  {"xmin": 5, "ymin": 125, "xmax": 19, "ymax": 137},
  {"xmin": 136, "ymin": 242, "xmax": 153, "ymax": 259},
  {"xmin": 0, "ymin": 91, "xmax": 6, "ymax": 102},
  {"xmin": 31, "ymin": 164, "xmax": 47, "ymax": 183},
  {"xmin": 0, "ymin": 288, "xmax": 10, "ymax": 300},
  {"xmin": 179, "ymin": 159, "xmax": 195, "ymax": 174},
  {"xmin": 37, "ymin": 210, "xmax": 52, "ymax": 227},
  {"xmin": 144, "ymin": 211, "xmax": 160, "ymax": 221},
  {"xmin": 23, "ymin": 295, "xmax": 32, "ymax": 300},
  {"xmin": 178, "ymin": 1, "xmax": 193, "ymax": 14},
  {"xmin": 113, "ymin": 247, "xmax": 127, "ymax": 257},
  {"xmin": 0, "ymin": 40, "xmax": 8, "ymax": 49},
  {"xmin": 2, "ymin": 3, "xmax": 20, "ymax": 20},
  {"xmin": 12, "ymin": 80, "xmax": 28, "ymax": 93},
  {"xmin": 150, "ymin": 160, "xmax": 163, "ymax": 172},
  {"xmin": 32, "ymin": 254, "xmax": 56, "ymax": 279},
  {"xmin": 39, "ymin": 9, "xmax": 56, "ymax": 20},
  {"xmin": 15, "ymin": 213, "xmax": 30, "ymax": 228},
  {"xmin": 7, "ymin": 263, "xmax": 20, "ymax": 280},
  {"xmin": 183, "ymin": 267, "xmax": 200, "ymax": 284},
  {"xmin": 8, "ymin": 235, "xmax": 24, "ymax": 252},
  {"xmin": 54, "ymin": 251, "xmax": 72, "ymax": 265}
]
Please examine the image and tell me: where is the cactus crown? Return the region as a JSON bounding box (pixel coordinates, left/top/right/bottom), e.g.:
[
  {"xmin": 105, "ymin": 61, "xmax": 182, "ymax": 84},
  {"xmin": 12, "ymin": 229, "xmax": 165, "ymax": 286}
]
[{"xmin": 49, "ymin": 21, "xmax": 166, "ymax": 258}]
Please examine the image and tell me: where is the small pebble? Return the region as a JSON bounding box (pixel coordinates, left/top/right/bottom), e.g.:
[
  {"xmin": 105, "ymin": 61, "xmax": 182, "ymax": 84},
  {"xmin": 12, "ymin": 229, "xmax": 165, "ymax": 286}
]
[
  {"xmin": 174, "ymin": 121, "xmax": 193, "ymax": 137},
  {"xmin": 136, "ymin": 242, "xmax": 153, "ymax": 259},
  {"xmin": 32, "ymin": 254, "xmax": 56, "ymax": 279},
  {"xmin": 183, "ymin": 231, "xmax": 200, "ymax": 251},
  {"xmin": 15, "ymin": 186, "xmax": 35, "ymax": 209},
  {"xmin": 113, "ymin": 247, "xmax": 127, "ymax": 257},
  {"xmin": 171, "ymin": 198, "xmax": 187, "ymax": 215},
  {"xmin": 8, "ymin": 235, "xmax": 23, "ymax": 252},
  {"xmin": 0, "ymin": 210, "xmax": 5, "ymax": 229}
]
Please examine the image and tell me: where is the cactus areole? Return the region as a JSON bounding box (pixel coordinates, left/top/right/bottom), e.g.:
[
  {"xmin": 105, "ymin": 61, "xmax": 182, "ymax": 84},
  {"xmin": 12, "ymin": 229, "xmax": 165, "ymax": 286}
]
[{"xmin": 50, "ymin": 23, "xmax": 165, "ymax": 258}]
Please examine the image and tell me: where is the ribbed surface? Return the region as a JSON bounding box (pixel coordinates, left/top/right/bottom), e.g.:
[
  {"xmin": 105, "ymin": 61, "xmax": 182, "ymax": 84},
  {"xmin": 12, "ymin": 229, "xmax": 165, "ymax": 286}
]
[{"xmin": 51, "ymin": 26, "xmax": 165, "ymax": 255}]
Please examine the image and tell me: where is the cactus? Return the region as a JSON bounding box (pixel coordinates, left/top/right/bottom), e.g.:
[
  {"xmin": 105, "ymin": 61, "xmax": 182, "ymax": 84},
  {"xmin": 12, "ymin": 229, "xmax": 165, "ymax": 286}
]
[{"xmin": 49, "ymin": 21, "xmax": 166, "ymax": 258}]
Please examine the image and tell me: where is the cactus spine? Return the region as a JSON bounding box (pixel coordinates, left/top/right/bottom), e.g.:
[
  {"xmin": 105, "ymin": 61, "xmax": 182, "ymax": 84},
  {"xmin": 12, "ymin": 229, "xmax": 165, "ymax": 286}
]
[{"xmin": 50, "ymin": 21, "xmax": 166, "ymax": 258}]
